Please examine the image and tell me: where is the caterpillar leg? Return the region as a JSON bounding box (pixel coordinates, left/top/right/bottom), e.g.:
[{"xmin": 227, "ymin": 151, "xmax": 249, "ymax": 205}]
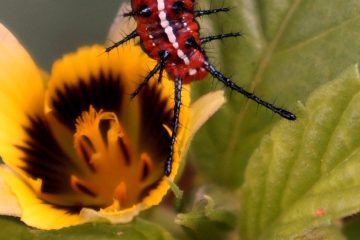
[
  {"xmin": 164, "ymin": 77, "xmax": 182, "ymax": 176},
  {"xmin": 105, "ymin": 30, "xmax": 137, "ymax": 53},
  {"xmin": 194, "ymin": 7, "xmax": 230, "ymax": 17},
  {"xmin": 130, "ymin": 50, "xmax": 170, "ymax": 98},
  {"xmin": 204, "ymin": 61, "xmax": 296, "ymax": 120},
  {"xmin": 201, "ymin": 32, "xmax": 242, "ymax": 45},
  {"xmin": 130, "ymin": 62, "xmax": 161, "ymax": 99},
  {"xmin": 158, "ymin": 65, "xmax": 165, "ymax": 84}
]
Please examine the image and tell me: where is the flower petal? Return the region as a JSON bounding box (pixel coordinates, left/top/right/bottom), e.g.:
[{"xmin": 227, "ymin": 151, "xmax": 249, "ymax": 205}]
[
  {"xmin": 79, "ymin": 205, "xmax": 142, "ymax": 224},
  {"xmin": 0, "ymin": 166, "xmax": 83, "ymax": 230},
  {"xmin": 45, "ymin": 45, "xmax": 155, "ymax": 131},
  {"xmin": 173, "ymin": 90, "xmax": 226, "ymax": 177},
  {"xmin": 0, "ymin": 23, "xmax": 45, "ymax": 171},
  {"xmin": 189, "ymin": 90, "xmax": 226, "ymax": 136},
  {"xmin": 0, "ymin": 165, "xmax": 21, "ymax": 217}
]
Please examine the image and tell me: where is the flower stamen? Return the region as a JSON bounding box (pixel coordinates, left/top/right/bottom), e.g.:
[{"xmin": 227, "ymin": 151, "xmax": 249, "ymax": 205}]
[
  {"xmin": 67, "ymin": 106, "xmax": 162, "ymax": 209},
  {"xmin": 140, "ymin": 153, "xmax": 154, "ymax": 181},
  {"xmin": 70, "ymin": 175, "xmax": 98, "ymax": 198},
  {"xmin": 117, "ymin": 137, "xmax": 132, "ymax": 166},
  {"xmin": 77, "ymin": 135, "xmax": 96, "ymax": 172},
  {"xmin": 114, "ymin": 182, "xmax": 127, "ymax": 207}
]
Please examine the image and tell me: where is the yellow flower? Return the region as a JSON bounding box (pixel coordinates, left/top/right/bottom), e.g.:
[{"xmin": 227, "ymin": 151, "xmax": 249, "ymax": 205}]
[{"xmin": 0, "ymin": 23, "xmax": 225, "ymax": 230}]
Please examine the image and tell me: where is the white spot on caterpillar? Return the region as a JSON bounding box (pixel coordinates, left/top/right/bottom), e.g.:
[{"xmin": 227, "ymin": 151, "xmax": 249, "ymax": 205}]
[
  {"xmin": 177, "ymin": 50, "xmax": 190, "ymax": 65},
  {"xmin": 157, "ymin": 0, "xmax": 190, "ymax": 65},
  {"xmin": 165, "ymin": 26, "xmax": 177, "ymax": 43},
  {"xmin": 189, "ymin": 69, "xmax": 197, "ymax": 75},
  {"xmin": 158, "ymin": 0, "xmax": 165, "ymax": 11}
]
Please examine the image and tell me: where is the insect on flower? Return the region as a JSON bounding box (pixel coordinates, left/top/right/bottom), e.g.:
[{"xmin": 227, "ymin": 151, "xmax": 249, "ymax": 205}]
[
  {"xmin": 106, "ymin": 0, "xmax": 297, "ymax": 176},
  {"xmin": 0, "ymin": 23, "xmax": 225, "ymax": 229}
]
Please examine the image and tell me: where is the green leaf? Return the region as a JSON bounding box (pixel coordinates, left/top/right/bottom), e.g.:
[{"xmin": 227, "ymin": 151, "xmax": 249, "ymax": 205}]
[
  {"xmin": 0, "ymin": 216, "xmax": 34, "ymax": 240},
  {"xmin": 240, "ymin": 65, "xmax": 360, "ymax": 239},
  {"xmin": 191, "ymin": 0, "xmax": 360, "ymax": 187},
  {"xmin": 294, "ymin": 226, "xmax": 346, "ymax": 240},
  {"xmin": 175, "ymin": 195, "xmax": 237, "ymax": 240},
  {"xmin": 0, "ymin": 216, "xmax": 174, "ymax": 240}
]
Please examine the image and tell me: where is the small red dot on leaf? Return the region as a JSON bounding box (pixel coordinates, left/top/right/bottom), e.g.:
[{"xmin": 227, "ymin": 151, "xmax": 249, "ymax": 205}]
[{"xmin": 315, "ymin": 208, "xmax": 325, "ymax": 217}]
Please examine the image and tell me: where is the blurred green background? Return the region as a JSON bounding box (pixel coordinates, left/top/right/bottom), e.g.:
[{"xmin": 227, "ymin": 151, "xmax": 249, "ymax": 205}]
[{"xmin": 0, "ymin": 0, "xmax": 121, "ymax": 70}]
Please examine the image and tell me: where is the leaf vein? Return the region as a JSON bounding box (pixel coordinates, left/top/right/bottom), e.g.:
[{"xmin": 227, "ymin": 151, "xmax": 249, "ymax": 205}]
[
  {"xmin": 276, "ymin": 14, "xmax": 360, "ymax": 55},
  {"xmin": 268, "ymin": 87, "xmax": 360, "ymax": 234},
  {"xmin": 223, "ymin": 0, "xmax": 303, "ymax": 165},
  {"xmin": 279, "ymin": 87, "xmax": 357, "ymax": 208},
  {"xmin": 256, "ymin": 138, "xmax": 275, "ymax": 233}
]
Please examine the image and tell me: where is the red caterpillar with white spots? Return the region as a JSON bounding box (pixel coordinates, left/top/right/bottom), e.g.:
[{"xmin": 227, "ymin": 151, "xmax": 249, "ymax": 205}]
[{"xmin": 107, "ymin": 0, "xmax": 296, "ymax": 176}]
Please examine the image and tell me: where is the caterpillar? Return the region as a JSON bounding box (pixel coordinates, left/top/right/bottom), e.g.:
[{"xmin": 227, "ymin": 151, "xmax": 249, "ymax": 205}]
[{"xmin": 106, "ymin": 0, "xmax": 296, "ymax": 176}]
